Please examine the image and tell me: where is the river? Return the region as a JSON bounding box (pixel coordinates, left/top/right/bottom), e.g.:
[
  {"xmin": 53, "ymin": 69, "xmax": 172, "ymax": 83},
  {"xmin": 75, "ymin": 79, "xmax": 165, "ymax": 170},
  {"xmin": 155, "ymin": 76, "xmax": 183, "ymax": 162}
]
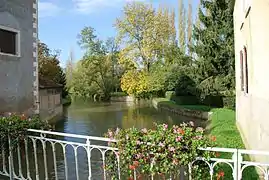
[
  {"xmin": 1, "ymin": 101, "xmax": 204, "ymax": 180},
  {"xmin": 55, "ymin": 101, "xmax": 203, "ymax": 136}
]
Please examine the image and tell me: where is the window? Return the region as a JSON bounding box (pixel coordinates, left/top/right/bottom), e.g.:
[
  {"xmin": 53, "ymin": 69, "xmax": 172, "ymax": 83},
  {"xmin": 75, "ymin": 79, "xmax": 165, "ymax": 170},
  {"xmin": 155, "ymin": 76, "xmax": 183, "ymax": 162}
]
[
  {"xmin": 240, "ymin": 50, "xmax": 244, "ymax": 91},
  {"xmin": 243, "ymin": 46, "xmax": 248, "ymax": 93},
  {"xmin": 0, "ymin": 26, "xmax": 20, "ymax": 56},
  {"xmin": 240, "ymin": 46, "xmax": 249, "ymax": 94}
]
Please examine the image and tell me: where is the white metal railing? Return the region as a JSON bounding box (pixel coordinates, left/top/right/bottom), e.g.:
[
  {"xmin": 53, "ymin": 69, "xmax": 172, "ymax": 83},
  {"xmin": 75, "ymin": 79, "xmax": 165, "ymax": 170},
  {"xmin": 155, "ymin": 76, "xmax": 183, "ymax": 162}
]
[{"xmin": 0, "ymin": 129, "xmax": 268, "ymax": 180}]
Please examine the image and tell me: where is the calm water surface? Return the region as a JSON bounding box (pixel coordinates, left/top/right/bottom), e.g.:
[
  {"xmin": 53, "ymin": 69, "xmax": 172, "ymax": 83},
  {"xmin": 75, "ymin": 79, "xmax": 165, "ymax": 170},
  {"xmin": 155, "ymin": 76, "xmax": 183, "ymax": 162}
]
[{"xmin": 55, "ymin": 101, "xmax": 203, "ymax": 135}]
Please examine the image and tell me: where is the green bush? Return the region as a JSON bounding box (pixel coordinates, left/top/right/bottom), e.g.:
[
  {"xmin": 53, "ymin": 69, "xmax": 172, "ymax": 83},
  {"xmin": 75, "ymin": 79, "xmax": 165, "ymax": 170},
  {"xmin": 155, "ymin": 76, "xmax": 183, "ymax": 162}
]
[
  {"xmin": 105, "ymin": 123, "xmax": 217, "ymax": 179},
  {"xmin": 0, "ymin": 113, "xmax": 50, "ymax": 150},
  {"xmin": 175, "ymin": 74, "xmax": 198, "ymax": 96},
  {"xmin": 201, "ymin": 95, "xmax": 223, "ymax": 107},
  {"xmin": 171, "ymin": 96, "xmax": 200, "ymax": 105},
  {"xmin": 165, "ymin": 91, "xmax": 199, "ymax": 105},
  {"xmin": 223, "ymin": 96, "xmax": 235, "ymax": 110},
  {"xmin": 165, "ymin": 91, "xmax": 175, "ymax": 99}
]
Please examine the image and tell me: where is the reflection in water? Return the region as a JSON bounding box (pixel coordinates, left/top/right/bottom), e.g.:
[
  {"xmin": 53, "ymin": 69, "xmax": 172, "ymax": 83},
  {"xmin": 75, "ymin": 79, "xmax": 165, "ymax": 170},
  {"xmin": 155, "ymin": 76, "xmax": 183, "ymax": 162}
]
[
  {"xmin": 0, "ymin": 101, "xmax": 204, "ymax": 180},
  {"xmin": 55, "ymin": 101, "xmax": 204, "ymax": 136}
]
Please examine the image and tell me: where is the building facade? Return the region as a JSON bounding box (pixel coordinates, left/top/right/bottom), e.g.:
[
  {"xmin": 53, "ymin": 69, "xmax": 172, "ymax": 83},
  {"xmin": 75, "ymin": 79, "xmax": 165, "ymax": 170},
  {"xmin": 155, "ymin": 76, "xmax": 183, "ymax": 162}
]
[
  {"xmin": 234, "ymin": 0, "xmax": 269, "ymax": 157},
  {"xmin": 0, "ymin": 0, "xmax": 39, "ymax": 115}
]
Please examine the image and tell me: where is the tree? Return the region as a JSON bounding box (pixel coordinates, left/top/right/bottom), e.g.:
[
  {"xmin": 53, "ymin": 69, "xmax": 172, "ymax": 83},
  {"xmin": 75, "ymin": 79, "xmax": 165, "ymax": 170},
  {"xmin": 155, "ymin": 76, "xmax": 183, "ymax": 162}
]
[
  {"xmin": 115, "ymin": 2, "xmax": 176, "ymax": 72},
  {"xmin": 66, "ymin": 48, "xmax": 75, "ymax": 91},
  {"xmin": 69, "ymin": 27, "xmax": 121, "ymax": 100},
  {"xmin": 191, "ymin": 0, "xmax": 235, "ymax": 98},
  {"xmin": 178, "ymin": 0, "xmax": 186, "ymax": 53},
  {"xmin": 38, "ymin": 41, "xmax": 68, "ymax": 98},
  {"xmin": 187, "ymin": 0, "xmax": 193, "ymax": 56}
]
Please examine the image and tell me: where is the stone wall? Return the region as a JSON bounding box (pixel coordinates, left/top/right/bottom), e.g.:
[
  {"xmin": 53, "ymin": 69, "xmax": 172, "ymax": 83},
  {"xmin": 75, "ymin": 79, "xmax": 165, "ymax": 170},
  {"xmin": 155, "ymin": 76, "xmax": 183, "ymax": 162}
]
[
  {"xmin": 110, "ymin": 96, "xmax": 135, "ymax": 102},
  {"xmin": 152, "ymin": 99, "xmax": 211, "ymax": 120},
  {"xmin": 0, "ymin": 0, "xmax": 38, "ymax": 114},
  {"xmin": 39, "ymin": 88, "xmax": 63, "ymax": 123}
]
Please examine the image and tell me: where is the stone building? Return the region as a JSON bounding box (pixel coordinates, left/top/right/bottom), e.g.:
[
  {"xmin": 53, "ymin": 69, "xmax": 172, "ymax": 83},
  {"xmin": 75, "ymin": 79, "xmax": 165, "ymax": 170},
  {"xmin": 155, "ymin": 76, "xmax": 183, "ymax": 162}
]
[
  {"xmin": 0, "ymin": 0, "xmax": 39, "ymax": 115},
  {"xmin": 234, "ymin": 0, "xmax": 269, "ymax": 156},
  {"xmin": 39, "ymin": 77, "xmax": 63, "ymax": 122}
]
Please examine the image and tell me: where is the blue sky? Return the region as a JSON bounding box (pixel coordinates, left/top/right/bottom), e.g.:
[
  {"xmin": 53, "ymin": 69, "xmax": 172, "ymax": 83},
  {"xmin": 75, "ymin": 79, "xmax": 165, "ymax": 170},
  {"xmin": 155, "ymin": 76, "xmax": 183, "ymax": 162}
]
[{"xmin": 38, "ymin": 0, "xmax": 199, "ymax": 67}]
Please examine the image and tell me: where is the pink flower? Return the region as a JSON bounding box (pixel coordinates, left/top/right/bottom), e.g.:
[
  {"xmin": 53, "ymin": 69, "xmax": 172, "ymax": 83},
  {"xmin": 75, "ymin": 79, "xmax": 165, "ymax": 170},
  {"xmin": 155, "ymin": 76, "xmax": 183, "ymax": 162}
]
[
  {"xmin": 196, "ymin": 127, "xmax": 204, "ymax": 132},
  {"xmin": 163, "ymin": 124, "xmax": 168, "ymax": 130},
  {"xmin": 159, "ymin": 142, "xmax": 165, "ymax": 147},
  {"xmin": 189, "ymin": 121, "xmax": 194, "ymax": 126},
  {"xmin": 141, "ymin": 128, "xmax": 148, "ymax": 133},
  {"xmin": 172, "ymin": 159, "xmax": 179, "ymax": 165},
  {"xmin": 168, "ymin": 146, "xmax": 175, "ymax": 152},
  {"xmin": 195, "ymin": 135, "xmax": 203, "ymax": 140},
  {"xmin": 176, "ymin": 136, "xmax": 182, "ymax": 142},
  {"xmin": 136, "ymin": 153, "xmax": 142, "ymax": 159}
]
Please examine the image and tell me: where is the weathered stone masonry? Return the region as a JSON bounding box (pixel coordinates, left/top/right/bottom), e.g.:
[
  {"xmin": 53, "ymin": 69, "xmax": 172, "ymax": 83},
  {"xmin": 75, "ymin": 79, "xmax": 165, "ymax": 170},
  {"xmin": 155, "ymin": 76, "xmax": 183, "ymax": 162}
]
[
  {"xmin": 0, "ymin": 0, "xmax": 38, "ymax": 114},
  {"xmin": 33, "ymin": 0, "xmax": 39, "ymax": 114}
]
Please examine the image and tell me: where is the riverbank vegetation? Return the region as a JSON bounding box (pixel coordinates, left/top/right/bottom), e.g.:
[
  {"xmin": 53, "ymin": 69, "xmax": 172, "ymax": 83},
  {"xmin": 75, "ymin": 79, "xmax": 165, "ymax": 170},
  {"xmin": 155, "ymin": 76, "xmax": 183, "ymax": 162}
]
[{"xmin": 66, "ymin": 0, "xmax": 235, "ymax": 109}]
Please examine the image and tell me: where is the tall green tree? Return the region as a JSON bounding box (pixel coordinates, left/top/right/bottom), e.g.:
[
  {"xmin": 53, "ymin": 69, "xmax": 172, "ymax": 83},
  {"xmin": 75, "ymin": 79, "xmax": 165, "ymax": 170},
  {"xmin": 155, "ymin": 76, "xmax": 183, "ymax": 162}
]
[
  {"xmin": 65, "ymin": 48, "xmax": 75, "ymax": 91},
  {"xmin": 191, "ymin": 0, "xmax": 235, "ymax": 97},
  {"xmin": 187, "ymin": 0, "xmax": 193, "ymax": 56},
  {"xmin": 38, "ymin": 41, "xmax": 68, "ymax": 98},
  {"xmin": 70, "ymin": 27, "xmax": 120, "ymax": 100},
  {"xmin": 178, "ymin": 0, "xmax": 186, "ymax": 53}
]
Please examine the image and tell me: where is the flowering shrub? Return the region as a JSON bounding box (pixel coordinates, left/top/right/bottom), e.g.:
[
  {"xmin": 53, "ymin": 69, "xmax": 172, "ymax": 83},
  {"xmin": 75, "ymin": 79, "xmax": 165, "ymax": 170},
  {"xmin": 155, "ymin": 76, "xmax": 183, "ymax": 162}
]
[
  {"xmin": 105, "ymin": 122, "xmax": 217, "ymax": 179},
  {"xmin": 0, "ymin": 113, "xmax": 50, "ymax": 149}
]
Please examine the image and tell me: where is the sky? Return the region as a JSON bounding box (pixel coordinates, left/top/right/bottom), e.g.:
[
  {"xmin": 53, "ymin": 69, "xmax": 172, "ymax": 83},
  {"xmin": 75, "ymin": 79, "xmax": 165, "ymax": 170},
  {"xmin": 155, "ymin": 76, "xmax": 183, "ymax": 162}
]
[{"xmin": 38, "ymin": 0, "xmax": 199, "ymax": 67}]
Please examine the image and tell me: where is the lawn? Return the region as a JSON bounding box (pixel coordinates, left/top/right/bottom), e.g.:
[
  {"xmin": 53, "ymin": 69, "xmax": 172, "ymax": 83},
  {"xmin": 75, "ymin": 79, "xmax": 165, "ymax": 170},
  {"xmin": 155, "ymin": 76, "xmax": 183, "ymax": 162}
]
[
  {"xmin": 110, "ymin": 92, "xmax": 128, "ymax": 97},
  {"xmin": 209, "ymin": 108, "xmax": 259, "ymax": 179}
]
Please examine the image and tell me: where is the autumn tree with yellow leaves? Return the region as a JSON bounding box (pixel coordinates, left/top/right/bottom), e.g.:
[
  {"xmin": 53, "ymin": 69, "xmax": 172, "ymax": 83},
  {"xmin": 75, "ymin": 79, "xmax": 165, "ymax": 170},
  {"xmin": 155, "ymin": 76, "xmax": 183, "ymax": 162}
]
[{"xmin": 116, "ymin": 2, "xmax": 179, "ymax": 97}]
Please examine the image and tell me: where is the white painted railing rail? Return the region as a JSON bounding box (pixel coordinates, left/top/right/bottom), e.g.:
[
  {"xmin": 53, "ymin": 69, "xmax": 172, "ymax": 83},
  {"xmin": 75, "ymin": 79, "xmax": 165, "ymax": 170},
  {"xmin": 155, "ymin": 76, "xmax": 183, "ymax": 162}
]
[{"xmin": 0, "ymin": 129, "xmax": 268, "ymax": 180}]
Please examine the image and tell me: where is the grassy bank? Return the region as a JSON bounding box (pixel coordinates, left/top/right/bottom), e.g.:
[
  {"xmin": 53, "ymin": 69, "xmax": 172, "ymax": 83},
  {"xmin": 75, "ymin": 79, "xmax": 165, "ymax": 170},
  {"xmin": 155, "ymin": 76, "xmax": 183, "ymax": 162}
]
[
  {"xmin": 154, "ymin": 98, "xmax": 212, "ymax": 112},
  {"xmin": 154, "ymin": 98, "xmax": 259, "ymax": 179}
]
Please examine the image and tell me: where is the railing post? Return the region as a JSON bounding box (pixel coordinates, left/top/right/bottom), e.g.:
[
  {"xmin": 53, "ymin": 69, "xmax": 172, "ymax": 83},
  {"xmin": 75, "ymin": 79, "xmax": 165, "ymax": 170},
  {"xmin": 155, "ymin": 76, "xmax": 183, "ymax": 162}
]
[
  {"xmin": 237, "ymin": 150, "xmax": 243, "ymax": 180},
  {"xmin": 188, "ymin": 163, "xmax": 192, "ymax": 180},
  {"xmin": 86, "ymin": 138, "xmax": 92, "ymax": 180},
  {"xmin": 8, "ymin": 135, "xmax": 14, "ymax": 180},
  {"xmin": 232, "ymin": 149, "xmax": 238, "ymax": 180}
]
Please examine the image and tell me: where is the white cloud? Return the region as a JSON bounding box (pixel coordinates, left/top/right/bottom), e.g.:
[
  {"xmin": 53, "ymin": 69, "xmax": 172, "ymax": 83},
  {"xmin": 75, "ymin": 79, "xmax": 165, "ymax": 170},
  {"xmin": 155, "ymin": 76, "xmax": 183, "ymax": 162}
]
[
  {"xmin": 38, "ymin": 2, "xmax": 62, "ymax": 18},
  {"xmin": 72, "ymin": 0, "xmax": 143, "ymax": 14}
]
